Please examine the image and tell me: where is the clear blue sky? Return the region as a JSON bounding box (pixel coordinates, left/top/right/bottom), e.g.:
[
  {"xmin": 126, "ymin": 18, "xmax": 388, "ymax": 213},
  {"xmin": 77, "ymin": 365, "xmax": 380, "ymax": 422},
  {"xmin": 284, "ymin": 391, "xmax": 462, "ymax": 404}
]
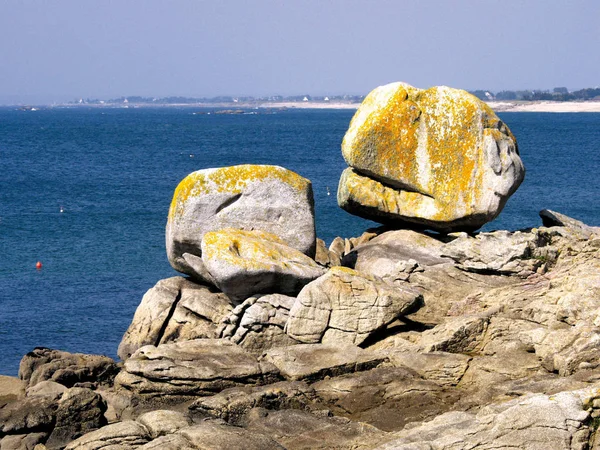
[{"xmin": 1, "ymin": 0, "xmax": 598, "ymax": 103}]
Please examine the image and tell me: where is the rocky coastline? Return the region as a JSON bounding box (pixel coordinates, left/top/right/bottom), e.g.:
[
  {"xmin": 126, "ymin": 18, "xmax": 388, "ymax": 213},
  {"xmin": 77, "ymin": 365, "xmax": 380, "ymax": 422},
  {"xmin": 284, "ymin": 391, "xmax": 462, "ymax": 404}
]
[{"xmin": 2, "ymin": 83, "xmax": 600, "ymax": 450}]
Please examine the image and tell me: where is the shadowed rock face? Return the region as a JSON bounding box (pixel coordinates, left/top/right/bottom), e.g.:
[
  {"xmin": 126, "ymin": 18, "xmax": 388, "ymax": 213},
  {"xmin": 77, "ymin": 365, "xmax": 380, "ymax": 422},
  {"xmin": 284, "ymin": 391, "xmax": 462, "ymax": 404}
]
[
  {"xmin": 338, "ymin": 83, "xmax": 525, "ymax": 232},
  {"xmin": 166, "ymin": 164, "xmax": 317, "ymax": 280}
]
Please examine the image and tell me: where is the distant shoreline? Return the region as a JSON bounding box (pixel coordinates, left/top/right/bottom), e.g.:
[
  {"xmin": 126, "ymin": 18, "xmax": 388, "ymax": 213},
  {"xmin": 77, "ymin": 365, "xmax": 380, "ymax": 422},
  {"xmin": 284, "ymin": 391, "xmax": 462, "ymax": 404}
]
[
  {"xmin": 486, "ymin": 100, "xmax": 600, "ymax": 112},
  {"xmin": 5, "ymin": 100, "xmax": 600, "ymax": 113}
]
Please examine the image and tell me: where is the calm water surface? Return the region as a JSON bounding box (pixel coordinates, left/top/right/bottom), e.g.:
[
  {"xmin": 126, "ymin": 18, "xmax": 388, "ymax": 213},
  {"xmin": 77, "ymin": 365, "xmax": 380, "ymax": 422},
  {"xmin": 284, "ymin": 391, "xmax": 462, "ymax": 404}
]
[{"xmin": 1, "ymin": 107, "xmax": 599, "ymax": 375}]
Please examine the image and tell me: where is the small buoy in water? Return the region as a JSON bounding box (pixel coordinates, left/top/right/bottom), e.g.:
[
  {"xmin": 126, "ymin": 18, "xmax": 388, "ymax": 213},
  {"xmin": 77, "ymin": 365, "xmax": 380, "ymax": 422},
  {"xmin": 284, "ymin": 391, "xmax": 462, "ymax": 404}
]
[
  {"xmin": 326, "ymin": 186, "xmax": 331, "ymax": 196},
  {"xmin": 189, "ymin": 154, "xmax": 194, "ymax": 158},
  {"xmin": 36, "ymin": 261, "xmax": 42, "ymax": 270},
  {"xmin": 59, "ymin": 206, "xmax": 64, "ymax": 213}
]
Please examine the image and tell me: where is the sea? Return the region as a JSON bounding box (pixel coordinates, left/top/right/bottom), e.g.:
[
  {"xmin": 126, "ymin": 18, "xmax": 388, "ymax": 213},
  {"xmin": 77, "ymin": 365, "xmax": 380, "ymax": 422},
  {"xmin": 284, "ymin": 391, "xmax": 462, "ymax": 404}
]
[{"xmin": 1, "ymin": 107, "xmax": 599, "ymax": 376}]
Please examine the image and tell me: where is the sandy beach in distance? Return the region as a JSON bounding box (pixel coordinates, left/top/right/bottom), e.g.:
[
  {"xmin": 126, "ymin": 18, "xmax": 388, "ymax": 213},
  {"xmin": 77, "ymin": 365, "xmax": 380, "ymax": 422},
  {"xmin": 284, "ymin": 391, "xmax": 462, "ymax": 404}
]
[
  {"xmin": 259, "ymin": 100, "xmax": 600, "ymax": 113},
  {"xmin": 487, "ymin": 100, "xmax": 600, "ymax": 112}
]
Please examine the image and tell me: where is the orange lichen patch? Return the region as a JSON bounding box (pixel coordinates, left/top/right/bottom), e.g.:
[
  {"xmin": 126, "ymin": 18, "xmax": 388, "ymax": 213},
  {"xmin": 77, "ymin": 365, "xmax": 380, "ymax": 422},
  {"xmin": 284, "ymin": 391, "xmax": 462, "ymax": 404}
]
[
  {"xmin": 339, "ymin": 168, "xmax": 455, "ymax": 221},
  {"xmin": 168, "ymin": 165, "xmax": 309, "ymax": 222},
  {"xmin": 329, "ymin": 265, "xmax": 378, "ymax": 282},
  {"xmin": 418, "ymin": 87, "xmax": 481, "ymax": 218},
  {"xmin": 343, "ymin": 86, "xmax": 422, "ymax": 190},
  {"xmin": 202, "ymin": 228, "xmax": 318, "ymax": 272}
]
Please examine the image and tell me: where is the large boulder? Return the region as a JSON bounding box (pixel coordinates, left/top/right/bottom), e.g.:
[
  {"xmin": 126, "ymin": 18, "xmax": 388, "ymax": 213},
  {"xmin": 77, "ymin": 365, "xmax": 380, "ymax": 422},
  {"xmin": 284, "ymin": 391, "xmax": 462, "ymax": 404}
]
[
  {"xmin": 285, "ymin": 267, "xmax": 423, "ymax": 345},
  {"xmin": 338, "ymin": 82, "xmax": 525, "ymax": 231},
  {"xmin": 166, "ymin": 164, "xmax": 317, "ymax": 280},
  {"xmin": 201, "ymin": 228, "xmax": 326, "ymax": 302}
]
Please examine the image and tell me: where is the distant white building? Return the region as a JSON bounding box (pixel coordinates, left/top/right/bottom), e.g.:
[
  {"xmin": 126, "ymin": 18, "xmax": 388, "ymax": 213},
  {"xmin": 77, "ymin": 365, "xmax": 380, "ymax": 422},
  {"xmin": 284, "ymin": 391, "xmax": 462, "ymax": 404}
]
[
  {"xmin": 324, "ymin": 96, "xmax": 330, "ymax": 101},
  {"xmin": 123, "ymin": 98, "xmax": 129, "ymax": 103},
  {"xmin": 303, "ymin": 96, "xmax": 309, "ymax": 102}
]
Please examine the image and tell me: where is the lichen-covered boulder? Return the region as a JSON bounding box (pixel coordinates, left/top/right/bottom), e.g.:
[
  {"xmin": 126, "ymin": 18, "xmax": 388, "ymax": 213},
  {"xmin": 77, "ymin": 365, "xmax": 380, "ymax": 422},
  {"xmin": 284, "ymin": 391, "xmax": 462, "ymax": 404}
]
[
  {"xmin": 338, "ymin": 82, "xmax": 525, "ymax": 231},
  {"xmin": 285, "ymin": 266, "xmax": 423, "ymax": 345},
  {"xmin": 201, "ymin": 228, "xmax": 326, "ymax": 302},
  {"xmin": 166, "ymin": 165, "xmax": 316, "ymax": 279}
]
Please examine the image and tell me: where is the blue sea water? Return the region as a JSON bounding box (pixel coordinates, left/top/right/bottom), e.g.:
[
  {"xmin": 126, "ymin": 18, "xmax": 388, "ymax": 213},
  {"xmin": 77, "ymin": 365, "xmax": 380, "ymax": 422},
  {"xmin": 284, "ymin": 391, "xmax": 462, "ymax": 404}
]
[{"xmin": 1, "ymin": 107, "xmax": 599, "ymax": 376}]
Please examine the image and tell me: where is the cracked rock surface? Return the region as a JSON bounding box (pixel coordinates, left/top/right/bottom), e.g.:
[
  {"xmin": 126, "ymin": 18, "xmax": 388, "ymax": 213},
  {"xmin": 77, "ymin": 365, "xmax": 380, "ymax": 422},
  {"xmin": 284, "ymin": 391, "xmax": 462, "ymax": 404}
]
[
  {"xmin": 285, "ymin": 266, "xmax": 423, "ymax": 345},
  {"xmin": 9, "ymin": 209, "xmax": 600, "ymax": 449}
]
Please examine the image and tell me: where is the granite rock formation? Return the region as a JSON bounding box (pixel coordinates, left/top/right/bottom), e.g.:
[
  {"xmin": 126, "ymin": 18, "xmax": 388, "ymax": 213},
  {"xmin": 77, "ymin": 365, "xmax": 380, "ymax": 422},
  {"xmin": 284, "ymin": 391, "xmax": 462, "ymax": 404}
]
[
  {"xmin": 338, "ymin": 82, "xmax": 525, "ymax": 231},
  {"xmin": 166, "ymin": 164, "xmax": 317, "ymax": 282}
]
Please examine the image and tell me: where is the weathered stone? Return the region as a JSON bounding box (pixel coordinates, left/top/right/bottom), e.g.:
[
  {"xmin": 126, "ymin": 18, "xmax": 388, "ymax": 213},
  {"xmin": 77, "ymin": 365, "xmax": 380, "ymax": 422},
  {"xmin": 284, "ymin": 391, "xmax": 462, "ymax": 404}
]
[
  {"xmin": 312, "ymin": 366, "xmax": 460, "ymax": 432},
  {"xmin": 174, "ymin": 421, "xmax": 286, "ymax": 450},
  {"xmin": 166, "ymin": 164, "xmax": 317, "ymax": 279},
  {"xmin": 314, "ymin": 238, "xmax": 341, "ymax": 267},
  {"xmin": 375, "ymin": 388, "xmax": 597, "ymax": 450},
  {"xmin": 45, "ymin": 388, "xmax": 107, "ymax": 450},
  {"xmin": 115, "ymin": 339, "xmax": 278, "ymax": 398},
  {"xmin": 540, "ymin": 209, "xmax": 600, "ymax": 239},
  {"xmin": 244, "ymin": 408, "xmax": 389, "ymax": 449},
  {"xmin": 0, "ymin": 433, "xmax": 47, "ymax": 450},
  {"xmin": 18, "ymin": 348, "xmax": 118, "ymax": 389},
  {"xmin": 343, "ymin": 229, "xmax": 451, "ymax": 282},
  {"xmin": 0, "ymin": 395, "xmax": 57, "ymax": 436},
  {"xmin": 418, "ymin": 314, "xmax": 491, "ymax": 353},
  {"xmin": 0, "ymin": 376, "xmax": 25, "ymax": 407},
  {"xmin": 190, "ymin": 381, "xmax": 315, "ymax": 425},
  {"xmin": 136, "ymin": 410, "xmax": 191, "ymax": 439},
  {"xmin": 25, "ymin": 381, "xmax": 67, "ymax": 400},
  {"xmin": 64, "ymin": 421, "xmax": 150, "ymax": 449},
  {"xmin": 338, "ymin": 82, "xmax": 524, "ymax": 231},
  {"xmin": 118, "ymin": 277, "xmax": 232, "ymax": 361},
  {"xmin": 201, "ymin": 228, "xmax": 325, "ymax": 302},
  {"xmin": 386, "ymin": 351, "xmax": 471, "ymax": 387},
  {"xmin": 261, "ymin": 343, "xmax": 387, "ymax": 382},
  {"xmin": 441, "ymin": 229, "xmax": 545, "ymax": 275},
  {"xmin": 218, "ymin": 294, "xmax": 298, "ymax": 352},
  {"xmin": 328, "ymin": 236, "xmax": 345, "ymax": 259},
  {"xmin": 286, "ymin": 267, "xmax": 422, "ymax": 345}
]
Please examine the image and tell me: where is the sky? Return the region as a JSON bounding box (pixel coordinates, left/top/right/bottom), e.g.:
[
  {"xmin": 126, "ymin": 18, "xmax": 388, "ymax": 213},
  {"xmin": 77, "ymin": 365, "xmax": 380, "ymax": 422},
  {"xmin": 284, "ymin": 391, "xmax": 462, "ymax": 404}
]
[{"xmin": 0, "ymin": 0, "xmax": 599, "ymax": 103}]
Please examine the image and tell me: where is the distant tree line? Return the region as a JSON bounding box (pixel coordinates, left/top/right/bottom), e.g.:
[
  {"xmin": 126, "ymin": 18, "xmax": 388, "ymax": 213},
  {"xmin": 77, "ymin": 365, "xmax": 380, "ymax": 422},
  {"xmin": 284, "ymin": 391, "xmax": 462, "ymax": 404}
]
[
  {"xmin": 73, "ymin": 88, "xmax": 600, "ymax": 106},
  {"xmin": 469, "ymin": 87, "xmax": 600, "ymax": 102},
  {"xmin": 72, "ymin": 94, "xmax": 366, "ymax": 105}
]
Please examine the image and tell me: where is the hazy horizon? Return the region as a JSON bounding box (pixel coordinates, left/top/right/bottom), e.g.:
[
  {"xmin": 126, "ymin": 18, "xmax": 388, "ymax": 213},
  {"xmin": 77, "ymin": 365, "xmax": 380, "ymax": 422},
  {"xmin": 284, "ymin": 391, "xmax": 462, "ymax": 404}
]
[{"xmin": 1, "ymin": 0, "xmax": 598, "ymax": 104}]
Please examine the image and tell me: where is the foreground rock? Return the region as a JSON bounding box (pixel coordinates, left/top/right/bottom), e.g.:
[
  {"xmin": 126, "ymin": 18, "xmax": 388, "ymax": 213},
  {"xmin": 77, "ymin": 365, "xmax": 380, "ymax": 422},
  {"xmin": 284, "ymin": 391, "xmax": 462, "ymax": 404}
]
[
  {"xmin": 286, "ymin": 266, "xmax": 422, "ymax": 345},
  {"xmin": 338, "ymin": 82, "xmax": 525, "ymax": 231},
  {"xmin": 375, "ymin": 388, "xmax": 599, "ymax": 450},
  {"xmin": 10, "ymin": 210, "xmax": 600, "ymax": 449},
  {"xmin": 115, "ymin": 339, "xmax": 279, "ymax": 399},
  {"xmin": 166, "ymin": 164, "xmax": 317, "ymax": 280},
  {"xmin": 261, "ymin": 343, "xmax": 387, "ymax": 381},
  {"xmin": 19, "ymin": 347, "xmax": 119, "ymax": 389},
  {"xmin": 117, "ymin": 277, "xmax": 232, "ymax": 361},
  {"xmin": 201, "ymin": 228, "xmax": 326, "ymax": 302}
]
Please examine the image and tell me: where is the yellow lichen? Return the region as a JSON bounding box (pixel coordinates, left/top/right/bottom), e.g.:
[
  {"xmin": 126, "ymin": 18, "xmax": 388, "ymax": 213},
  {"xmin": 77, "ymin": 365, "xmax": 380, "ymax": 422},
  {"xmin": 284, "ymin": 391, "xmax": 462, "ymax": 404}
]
[
  {"xmin": 168, "ymin": 165, "xmax": 309, "ymax": 222},
  {"xmin": 202, "ymin": 228, "xmax": 316, "ymax": 272}
]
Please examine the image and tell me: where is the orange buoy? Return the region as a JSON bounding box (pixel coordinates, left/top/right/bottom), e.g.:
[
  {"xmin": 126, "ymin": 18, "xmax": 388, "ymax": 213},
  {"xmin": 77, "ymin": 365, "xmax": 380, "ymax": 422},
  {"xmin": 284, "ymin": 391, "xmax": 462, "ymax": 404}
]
[{"xmin": 36, "ymin": 261, "xmax": 42, "ymax": 270}]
